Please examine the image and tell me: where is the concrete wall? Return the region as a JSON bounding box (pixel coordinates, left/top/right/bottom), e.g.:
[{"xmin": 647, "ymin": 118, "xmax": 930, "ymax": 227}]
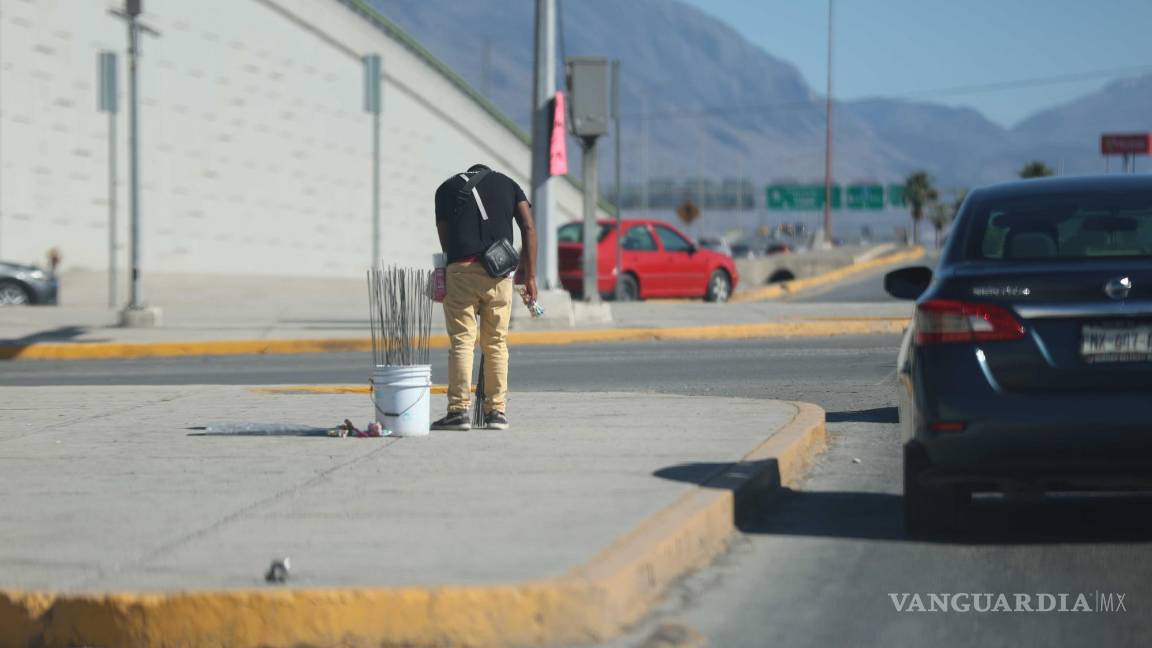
[
  {"xmin": 0, "ymin": 0, "xmax": 597, "ymax": 278},
  {"xmin": 733, "ymin": 245, "xmax": 890, "ymax": 288}
]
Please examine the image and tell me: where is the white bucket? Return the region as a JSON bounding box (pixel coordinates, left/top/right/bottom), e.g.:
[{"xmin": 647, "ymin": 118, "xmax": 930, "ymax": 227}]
[{"xmin": 372, "ymin": 364, "xmax": 432, "ymax": 437}]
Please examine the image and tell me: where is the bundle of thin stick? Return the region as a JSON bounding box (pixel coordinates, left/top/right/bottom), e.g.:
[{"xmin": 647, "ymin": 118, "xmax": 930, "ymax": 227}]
[
  {"xmin": 367, "ymin": 266, "xmax": 435, "ymax": 367},
  {"xmin": 473, "ymin": 352, "xmax": 486, "ymax": 427}
]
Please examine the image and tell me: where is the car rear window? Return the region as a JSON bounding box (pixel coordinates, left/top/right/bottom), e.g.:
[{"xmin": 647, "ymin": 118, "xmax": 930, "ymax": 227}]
[
  {"xmin": 961, "ymin": 191, "xmax": 1152, "ymax": 261},
  {"xmin": 558, "ymin": 222, "xmax": 611, "ymax": 243}
]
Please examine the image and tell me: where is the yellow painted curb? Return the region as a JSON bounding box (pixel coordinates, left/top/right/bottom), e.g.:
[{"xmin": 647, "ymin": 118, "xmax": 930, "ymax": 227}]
[
  {"xmin": 730, "ymin": 246, "xmax": 926, "ymax": 303},
  {"xmin": 249, "ymin": 384, "xmax": 474, "ymax": 395},
  {"xmin": 0, "ymin": 401, "xmax": 827, "ymax": 648},
  {"xmin": 0, "ymin": 337, "xmax": 374, "ymax": 361},
  {"xmin": 3, "ymin": 319, "xmax": 907, "ymax": 361}
]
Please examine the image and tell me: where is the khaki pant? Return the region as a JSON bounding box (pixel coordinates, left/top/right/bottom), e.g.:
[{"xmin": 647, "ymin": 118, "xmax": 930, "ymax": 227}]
[{"xmin": 444, "ymin": 262, "xmax": 513, "ymax": 413}]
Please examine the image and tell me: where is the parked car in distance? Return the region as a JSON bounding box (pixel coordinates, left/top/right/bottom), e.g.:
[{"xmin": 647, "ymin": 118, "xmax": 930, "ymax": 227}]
[
  {"xmin": 558, "ymin": 219, "xmax": 739, "ymax": 302},
  {"xmin": 729, "ymin": 242, "xmax": 755, "ymax": 259},
  {"xmin": 730, "ymin": 237, "xmax": 795, "ymax": 258},
  {"xmin": 764, "ymin": 241, "xmax": 793, "ymax": 255},
  {"xmin": 0, "ymin": 260, "xmax": 58, "ymax": 305},
  {"xmin": 697, "ymin": 236, "xmax": 733, "ymax": 258},
  {"xmin": 886, "ymin": 175, "xmax": 1152, "ymax": 537}
]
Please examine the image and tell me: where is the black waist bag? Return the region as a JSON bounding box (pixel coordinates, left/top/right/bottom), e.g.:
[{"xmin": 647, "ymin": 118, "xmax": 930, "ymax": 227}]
[
  {"xmin": 480, "ymin": 238, "xmax": 519, "ymax": 278},
  {"xmin": 456, "ymin": 169, "xmax": 519, "ymax": 278}
]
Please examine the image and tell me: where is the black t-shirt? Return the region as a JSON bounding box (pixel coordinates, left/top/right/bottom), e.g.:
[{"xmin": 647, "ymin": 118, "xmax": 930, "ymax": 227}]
[{"xmin": 435, "ymin": 170, "xmax": 528, "ymax": 263}]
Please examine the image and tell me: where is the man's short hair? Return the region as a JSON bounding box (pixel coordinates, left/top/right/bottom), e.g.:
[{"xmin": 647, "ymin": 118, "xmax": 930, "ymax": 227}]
[{"xmin": 467, "ymin": 163, "xmax": 491, "ymax": 172}]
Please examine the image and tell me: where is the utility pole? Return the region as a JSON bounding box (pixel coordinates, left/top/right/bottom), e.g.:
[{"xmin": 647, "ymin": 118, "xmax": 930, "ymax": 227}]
[
  {"xmin": 363, "ymin": 54, "xmax": 383, "ymax": 267},
  {"xmin": 98, "ymin": 51, "xmax": 119, "ymax": 309},
  {"xmin": 531, "ymin": 0, "xmax": 559, "ymax": 290},
  {"xmin": 641, "ymin": 93, "xmax": 650, "ymax": 218},
  {"xmin": 581, "ymin": 138, "xmax": 599, "ymax": 302},
  {"xmin": 822, "ymin": 0, "xmax": 835, "ymax": 247},
  {"xmin": 109, "ymin": 0, "xmax": 161, "ymax": 327},
  {"xmin": 566, "ymin": 57, "xmax": 611, "ymax": 304},
  {"xmin": 612, "ymin": 60, "xmax": 622, "ymax": 301}
]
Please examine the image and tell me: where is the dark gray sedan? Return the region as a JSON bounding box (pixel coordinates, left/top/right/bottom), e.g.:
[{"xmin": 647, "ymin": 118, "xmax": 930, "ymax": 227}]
[
  {"xmin": 886, "ymin": 175, "xmax": 1152, "ymax": 536},
  {"xmin": 0, "ymin": 261, "xmax": 58, "ymax": 305}
]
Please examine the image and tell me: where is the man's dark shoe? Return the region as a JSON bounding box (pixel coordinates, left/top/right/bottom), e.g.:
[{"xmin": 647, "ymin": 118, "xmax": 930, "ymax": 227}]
[
  {"xmin": 431, "ymin": 411, "xmax": 471, "ymax": 431},
  {"xmin": 484, "ymin": 411, "xmax": 509, "ymax": 430}
]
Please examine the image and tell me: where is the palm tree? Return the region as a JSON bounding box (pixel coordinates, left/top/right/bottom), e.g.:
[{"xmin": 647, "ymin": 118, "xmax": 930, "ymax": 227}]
[
  {"xmin": 904, "ymin": 171, "xmax": 937, "ymax": 246},
  {"xmin": 1019, "ymin": 161, "xmax": 1054, "ymax": 178},
  {"xmin": 929, "ymin": 202, "xmax": 952, "ymax": 249}
]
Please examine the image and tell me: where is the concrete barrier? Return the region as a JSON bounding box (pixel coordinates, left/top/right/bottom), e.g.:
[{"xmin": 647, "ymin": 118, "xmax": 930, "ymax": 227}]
[{"xmin": 734, "ymin": 244, "xmax": 900, "ymax": 288}]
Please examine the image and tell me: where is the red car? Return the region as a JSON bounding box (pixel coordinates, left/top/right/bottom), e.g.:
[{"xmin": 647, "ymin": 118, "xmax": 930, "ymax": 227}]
[{"xmin": 558, "ymin": 219, "xmax": 739, "ymax": 302}]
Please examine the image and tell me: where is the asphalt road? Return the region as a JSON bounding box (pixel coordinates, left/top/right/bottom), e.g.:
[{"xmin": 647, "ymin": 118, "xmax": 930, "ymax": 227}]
[
  {"xmin": 789, "ymin": 251, "xmax": 938, "ymax": 303},
  {"xmin": 8, "ymin": 270, "xmax": 1152, "ymax": 647}
]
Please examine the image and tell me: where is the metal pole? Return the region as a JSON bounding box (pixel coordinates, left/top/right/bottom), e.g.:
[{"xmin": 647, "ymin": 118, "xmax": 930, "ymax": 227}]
[
  {"xmin": 530, "ymin": 0, "xmax": 559, "ymax": 290},
  {"xmin": 362, "ymin": 54, "xmax": 382, "ymax": 267},
  {"xmin": 372, "ymin": 109, "xmax": 380, "ymax": 265},
  {"xmin": 822, "ymin": 0, "xmax": 834, "ymax": 246},
  {"xmin": 612, "ymin": 61, "xmax": 622, "ymax": 301},
  {"xmin": 581, "ymin": 139, "xmax": 599, "ymax": 303},
  {"xmin": 127, "ymin": 15, "xmax": 141, "ymax": 309},
  {"xmin": 109, "ymin": 110, "xmax": 118, "ymax": 308},
  {"xmin": 641, "ymin": 94, "xmax": 650, "ymax": 218}
]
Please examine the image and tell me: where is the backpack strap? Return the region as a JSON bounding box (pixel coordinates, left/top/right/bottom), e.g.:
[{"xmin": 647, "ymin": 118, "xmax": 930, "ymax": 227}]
[{"xmin": 455, "ymin": 169, "xmax": 491, "ymax": 221}]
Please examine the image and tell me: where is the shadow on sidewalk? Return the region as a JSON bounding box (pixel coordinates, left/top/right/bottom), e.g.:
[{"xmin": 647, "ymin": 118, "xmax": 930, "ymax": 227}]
[
  {"xmin": 0, "ymin": 325, "xmax": 108, "ymax": 359},
  {"xmin": 187, "ymin": 423, "xmax": 332, "ymax": 436},
  {"xmin": 825, "ymin": 406, "xmax": 898, "ymax": 424},
  {"xmin": 654, "ymin": 461, "xmax": 1152, "ymax": 545}
]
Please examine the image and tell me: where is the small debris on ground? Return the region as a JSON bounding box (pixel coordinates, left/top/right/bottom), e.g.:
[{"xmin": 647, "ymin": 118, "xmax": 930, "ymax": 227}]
[
  {"xmin": 265, "ymin": 557, "xmax": 290, "ymax": 584},
  {"xmin": 328, "ymin": 419, "xmax": 390, "ymax": 437}
]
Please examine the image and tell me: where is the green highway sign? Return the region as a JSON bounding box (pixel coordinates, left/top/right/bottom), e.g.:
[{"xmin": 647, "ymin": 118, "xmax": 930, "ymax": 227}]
[
  {"xmin": 766, "ymin": 184, "xmax": 840, "ymax": 211},
  {"xmin": 888, "ymin": 184, "xmax": 906, "ymax": 207},
  {"xmin": 846, "ymin": 184, "xmax": 884, "ymax": 209},
  {"xmin": 767, "ymin": 183, "xmax": 901, "ymax": 211}
]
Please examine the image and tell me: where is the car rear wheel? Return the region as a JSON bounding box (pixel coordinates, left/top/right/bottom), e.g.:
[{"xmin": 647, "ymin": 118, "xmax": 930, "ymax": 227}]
[
  {"xmin": 614, "ymin": 274, "xmax": 640, "ymax": 302},
  {"xmin": 903, "ymin": 444, "xmax": 969, "ymax": 538},
  {"xmin": 0, "ymin": 280, "xmax": 30, "ymax": 306},
  {"xmin": 704, "ymin": 270, "xmax": 731, "ymax": 303}
]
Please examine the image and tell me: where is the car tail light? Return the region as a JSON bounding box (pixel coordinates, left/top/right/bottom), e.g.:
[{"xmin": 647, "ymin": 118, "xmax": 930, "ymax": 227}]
[
  {"xmin": 914, "ymin": 299, "xmax": 1024, "ymax": 345},
  {"xmin": 929, "ymin": 421, "xmax": 967, "ymax": 433}
]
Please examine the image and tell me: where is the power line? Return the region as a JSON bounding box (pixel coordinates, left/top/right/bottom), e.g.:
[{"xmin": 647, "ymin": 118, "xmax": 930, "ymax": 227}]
[
  {"xmin": 884, "ymin": 64, "xmax": 1152, "ymax": 100},
  {"xmin": 622, "ymin": 64, "xmax": 1152, "ymax": 121}
]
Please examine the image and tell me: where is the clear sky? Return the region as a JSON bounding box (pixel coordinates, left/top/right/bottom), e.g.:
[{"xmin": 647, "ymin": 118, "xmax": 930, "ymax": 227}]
[{"xmin": 678, "ymin": 0, "xmax": 1152, "ymax": 127}]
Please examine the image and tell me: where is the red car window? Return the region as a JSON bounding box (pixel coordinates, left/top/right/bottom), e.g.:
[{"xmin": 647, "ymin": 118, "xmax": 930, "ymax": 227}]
[
  {"xmin": 654, "ymin": 225, "xmax": 694, "ymax": 252},
  {"xmin": 623, "ymin": 225, "xmax": 657, "ymax": 251}
]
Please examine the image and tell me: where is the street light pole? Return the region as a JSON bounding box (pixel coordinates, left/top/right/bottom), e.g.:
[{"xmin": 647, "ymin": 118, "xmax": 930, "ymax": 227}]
[
  {"xmin": 641, "ymin": 93, "xmax": 650, "ymax": 218},
  {"xmin": 822, "ymin": 0, "xmax": 835, "ymax": 247},
  {"xmin": 531, "ymin": 0, "xmax": 559, "ymax": 290},
  {"xmin": 363, "ymin": 54, "xmax": 383, "ymax": 267},
  {"xmin": 109, "ymin": 1, "xmax": 160, "ymax": 326},
  {"xmin": 127, "ymin": 12, "xmax": 141, "ymax": 308},
  {"xmin": 612, "ymin": 61, "xmax": 622, "ymax": 301},
  {"xmin": 98, "ymin": 51, "xmax": 119, "ymax": 309}
]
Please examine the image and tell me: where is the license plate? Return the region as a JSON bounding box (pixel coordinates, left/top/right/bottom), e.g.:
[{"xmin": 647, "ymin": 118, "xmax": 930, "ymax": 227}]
[{"xmin": 1081, "ymin": 324, "xmax": 1152, "ymax": 363}]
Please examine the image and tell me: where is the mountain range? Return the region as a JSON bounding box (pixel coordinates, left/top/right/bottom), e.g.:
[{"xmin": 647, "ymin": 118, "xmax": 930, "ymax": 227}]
[{"xmin": 368, "ymin": 0, "xmax": 1152, "ymax": 192}]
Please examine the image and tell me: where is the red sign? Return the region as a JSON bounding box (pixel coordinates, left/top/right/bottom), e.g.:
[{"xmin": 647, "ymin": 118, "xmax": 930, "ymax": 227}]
[
  {"xmin": 549, "ymin": 92, "xmax": 569, "ymax": 176},
  {"xmin": 1101, "ymin": 133, "xmax": 1152, "ymax": 155}
]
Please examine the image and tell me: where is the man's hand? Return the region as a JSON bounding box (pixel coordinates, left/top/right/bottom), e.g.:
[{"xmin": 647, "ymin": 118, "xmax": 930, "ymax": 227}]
[{"xmin": 523, "ymin": 277, "xmax": 538, "ymax": 303}]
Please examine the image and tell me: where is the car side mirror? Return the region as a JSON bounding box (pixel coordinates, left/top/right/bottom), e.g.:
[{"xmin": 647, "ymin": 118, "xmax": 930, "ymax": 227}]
[
  {"xmin": 884, "ymin": 266, "xmax": 933, "ymax": 300},
  {"xmin": 688, "ymin": 244, "xmax": 698, "ymax": 254}
]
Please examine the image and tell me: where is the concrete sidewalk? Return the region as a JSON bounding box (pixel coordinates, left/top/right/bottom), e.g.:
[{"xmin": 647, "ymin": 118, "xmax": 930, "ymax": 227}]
[
  {"xmin": 0, "ymin": 262, "xmax": 915, "ymax": 360},
  {"xmin": 0, "ymin": 278, "xmax": 910, "ymax": 347},
  {"xmin": 0, "ymin": 386, "xmax": 825, "ymax": 647}
]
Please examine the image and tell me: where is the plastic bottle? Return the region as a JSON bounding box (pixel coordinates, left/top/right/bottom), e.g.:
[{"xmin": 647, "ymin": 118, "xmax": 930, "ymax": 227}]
[{"xmin": 516, "ymin": 285, "xmax": 545, "ymax": 318}]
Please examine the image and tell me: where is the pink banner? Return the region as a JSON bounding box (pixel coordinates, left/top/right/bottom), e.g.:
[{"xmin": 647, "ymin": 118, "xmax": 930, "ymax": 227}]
[{"xmin": 549, "ymin": 91, "xmax": 569, "ymax": 176}]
